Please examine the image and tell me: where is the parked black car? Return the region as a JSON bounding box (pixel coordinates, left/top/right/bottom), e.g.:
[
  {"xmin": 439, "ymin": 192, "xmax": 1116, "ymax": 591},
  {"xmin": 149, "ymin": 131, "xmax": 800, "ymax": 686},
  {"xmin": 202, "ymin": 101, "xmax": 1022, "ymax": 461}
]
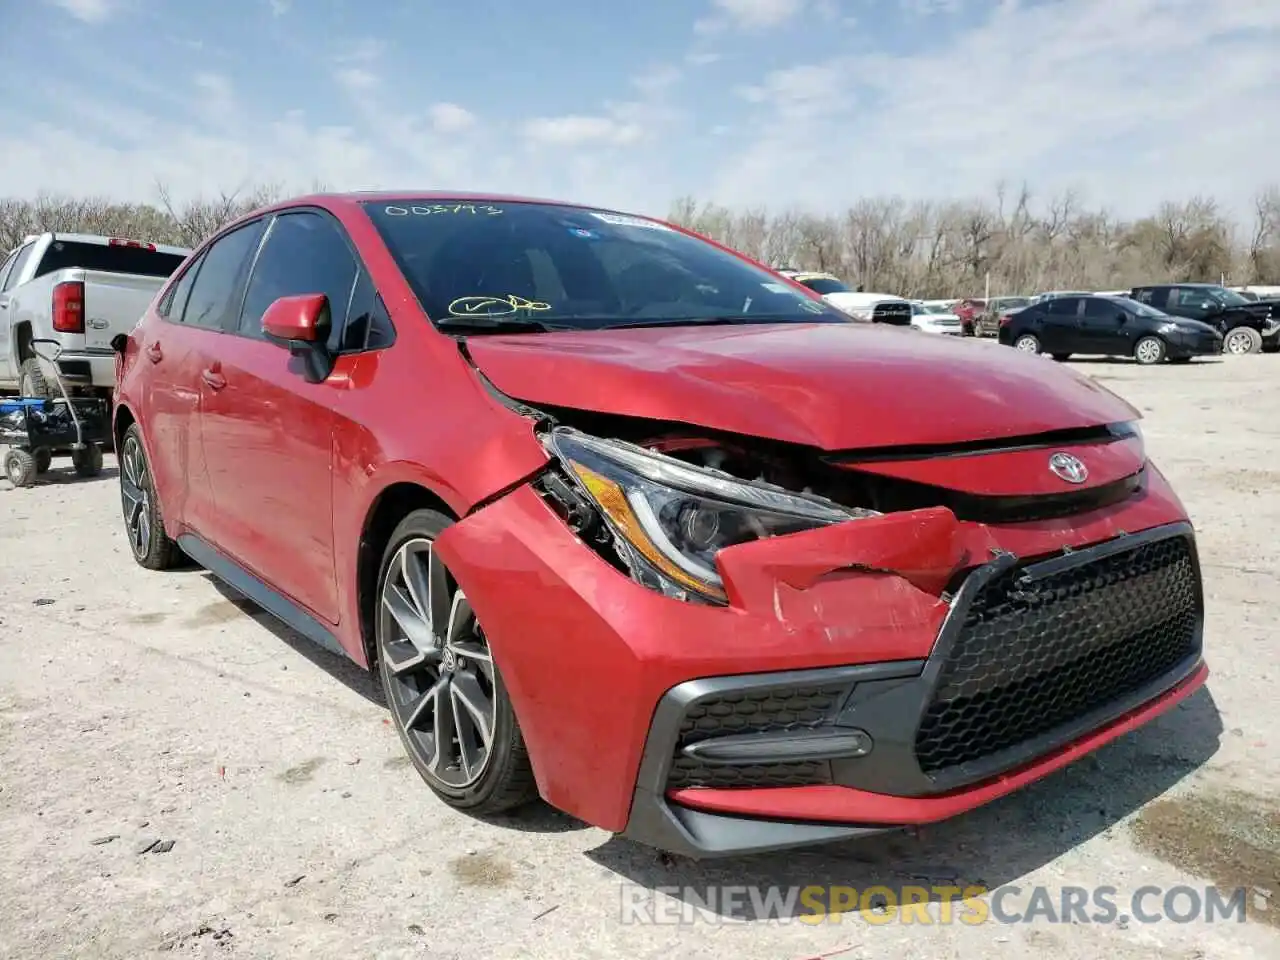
[
  {"xmin": 1129, "ymin": 283, "xmax": 1279, "ymax": 354},
  {"xmin": 997, "ymin": 294, "xmax": 1223, "ymax": 364}
]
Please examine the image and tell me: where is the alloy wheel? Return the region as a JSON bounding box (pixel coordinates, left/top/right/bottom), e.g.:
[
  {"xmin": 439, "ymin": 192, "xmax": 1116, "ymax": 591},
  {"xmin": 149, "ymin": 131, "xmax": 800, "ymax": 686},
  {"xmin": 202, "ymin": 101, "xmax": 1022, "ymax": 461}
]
[
  {"xmin": 1136, "ymin": 338, "xmax": 1163, "ymax": 364},
  {"xmin": 120, "ymin": 436, "xmax": 152, "ymax": 558},
  {"xmin": 1015, "ymin": 335, "xmax": 1039, "ymax": 353},
  {"xmin": 378, "ymin": 537, "xmax": 496, "ymax": 789},
  {"xmin": 1224, "ymin": 330, "xmax": 1252, "ymax": 355}
]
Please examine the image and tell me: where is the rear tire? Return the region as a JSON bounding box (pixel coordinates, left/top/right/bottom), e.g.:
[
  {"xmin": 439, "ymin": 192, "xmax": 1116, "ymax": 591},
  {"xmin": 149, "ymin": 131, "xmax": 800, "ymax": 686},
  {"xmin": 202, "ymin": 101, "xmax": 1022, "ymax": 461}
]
[
  {"xmin": 119, "ymin": 424, "xmax": 180, "ymax": 570},
  {"xmin": 1014, "ymin": 333, "xmax": 1041, "ymax": 354},
  {"xmin": 18, "ymin": 358, "xmax": 52, "ymax": 399}
]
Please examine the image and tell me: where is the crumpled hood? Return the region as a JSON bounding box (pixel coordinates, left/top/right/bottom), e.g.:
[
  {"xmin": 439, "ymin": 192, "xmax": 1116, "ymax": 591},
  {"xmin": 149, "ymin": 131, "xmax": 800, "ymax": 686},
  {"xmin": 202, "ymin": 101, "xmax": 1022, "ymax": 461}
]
[{"xmin": 465, "ymin": 322, "xmax": 1140, "ymax": 450}]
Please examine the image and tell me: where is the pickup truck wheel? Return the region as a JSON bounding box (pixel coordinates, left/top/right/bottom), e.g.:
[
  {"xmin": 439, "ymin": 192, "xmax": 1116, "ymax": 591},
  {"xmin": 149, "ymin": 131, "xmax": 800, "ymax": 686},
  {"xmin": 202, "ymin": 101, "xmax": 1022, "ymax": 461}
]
[
  {"xmin": 18, "ymin": 358, "xmax": 53, "ymax": 399},
  {"xmin": 1223, "ymin": 327, "xmax": 1262, "ymax": 355},
  {"xmin": 119, "ymin": 425, "xmax": 179, "ymax": 569},
  {"xmin": 4, "ymin": 449, "xmax": 37, "ymax": 488}
]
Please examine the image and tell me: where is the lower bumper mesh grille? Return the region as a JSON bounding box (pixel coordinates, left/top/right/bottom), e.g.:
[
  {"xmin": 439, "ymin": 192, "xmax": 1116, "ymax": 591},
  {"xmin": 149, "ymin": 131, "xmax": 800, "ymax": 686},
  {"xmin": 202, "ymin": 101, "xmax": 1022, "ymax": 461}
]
[
  {"xmin": 667, "ymin": 685, "xmax": 845, "ymax": 789},
  {"xmin": 914, "ymin": 534, "xmax": 1200, "ymax": 776}
]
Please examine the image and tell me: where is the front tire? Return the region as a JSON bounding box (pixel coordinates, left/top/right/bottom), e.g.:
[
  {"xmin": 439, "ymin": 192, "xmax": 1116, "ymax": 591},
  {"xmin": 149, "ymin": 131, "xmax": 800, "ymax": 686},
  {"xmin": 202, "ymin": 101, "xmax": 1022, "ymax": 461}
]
[
  {"xmin": 1014, "ymin": 333, "xmax": 1041, "ymax": 354},
  {"xmin": 1224, "ymin": 326, "xmax": 1262, "ymax": 355},
  {"xmin": 119, "ymin": 424, "xmax": 179, "ymax": 569},
  {"xmin": 4, "ymin": 449, "xmax": 37, "ymax": 487},
  {"xmin": 376, "ymin": 509, "xmax": 537, "ymax": 815},
  {"xmin": 1134, "ymin": 336, "xmax": 1166, "ymax": 365}
]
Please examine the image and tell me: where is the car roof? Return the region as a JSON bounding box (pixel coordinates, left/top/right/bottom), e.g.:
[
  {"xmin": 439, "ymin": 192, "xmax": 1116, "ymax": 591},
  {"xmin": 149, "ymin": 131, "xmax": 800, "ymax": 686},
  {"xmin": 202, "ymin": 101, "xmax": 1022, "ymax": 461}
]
[{"xmin": 203, "ymin": 190, "xmax": 673, "ymax": 250}]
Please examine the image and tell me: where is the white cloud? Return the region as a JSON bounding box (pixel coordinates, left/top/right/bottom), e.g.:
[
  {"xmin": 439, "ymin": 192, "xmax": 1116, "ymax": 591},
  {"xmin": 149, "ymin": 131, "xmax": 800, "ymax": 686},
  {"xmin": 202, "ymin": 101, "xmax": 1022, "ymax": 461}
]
[
  {"xmin": 709, "ymin": 0, "xmax": 1280, "ymax": 219},
  {"xmin": 334, "ymin": 67, "xmax": 378, "ymax": 91},
  {"xmin": 269, "ymin": 0, "xmax": 290, "ymax": 15},
  {"xmin": 698, "ymin": 0, "xmax": 806, "ymax": 32},
  {"xmin": 45, "ymin": 0, "xmax": 114, "ymax": 22},
  {"xmin": 521, "ymin": 114, "xmax": 644, "ymax": 147},
  {"xmin": 429, "ymin": 103, "xmax": 476, "ymax": 133}
]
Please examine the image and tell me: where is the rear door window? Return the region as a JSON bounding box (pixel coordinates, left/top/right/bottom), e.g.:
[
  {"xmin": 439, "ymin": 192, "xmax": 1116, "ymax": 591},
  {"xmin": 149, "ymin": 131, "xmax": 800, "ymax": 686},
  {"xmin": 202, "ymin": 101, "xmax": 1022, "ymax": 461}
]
[
  {"xmin": 2, "ymin": 242, "xmax": 36, "ymax": 292},
  {"xmin": 181, "ymin": 221, "xmax": 267, "ymax": 331}
]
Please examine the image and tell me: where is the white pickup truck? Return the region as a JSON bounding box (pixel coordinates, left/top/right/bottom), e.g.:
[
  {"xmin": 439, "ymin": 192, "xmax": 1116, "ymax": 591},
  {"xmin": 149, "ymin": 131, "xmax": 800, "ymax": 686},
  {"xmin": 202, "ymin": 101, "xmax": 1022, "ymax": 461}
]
[{"xmin": 0, "ymin": 233, "xmax": 190, "ymax": 402}]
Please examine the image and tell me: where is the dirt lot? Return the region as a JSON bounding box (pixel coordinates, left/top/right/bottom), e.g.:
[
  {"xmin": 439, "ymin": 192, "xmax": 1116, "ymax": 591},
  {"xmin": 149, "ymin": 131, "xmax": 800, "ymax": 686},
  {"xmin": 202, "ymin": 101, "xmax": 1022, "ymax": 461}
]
[{"xmin": 1, "ymin": 353, "xmax": 1277, "ymax": 959}]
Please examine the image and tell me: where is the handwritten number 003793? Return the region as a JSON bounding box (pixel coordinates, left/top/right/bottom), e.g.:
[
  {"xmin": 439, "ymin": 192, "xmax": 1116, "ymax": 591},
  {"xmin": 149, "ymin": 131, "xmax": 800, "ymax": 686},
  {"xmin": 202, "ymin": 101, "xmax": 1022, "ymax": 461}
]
[{"xmin": 384, "ymin": 204, "xmax": 503, "ymax": 216}]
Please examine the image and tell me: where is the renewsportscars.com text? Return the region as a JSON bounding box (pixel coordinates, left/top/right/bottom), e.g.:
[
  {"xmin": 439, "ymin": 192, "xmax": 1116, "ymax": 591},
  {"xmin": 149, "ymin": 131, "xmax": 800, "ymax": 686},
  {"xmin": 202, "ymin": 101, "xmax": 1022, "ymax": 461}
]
[{"xmin": 619, "ymin": 883, "xmax": 1256, "ymax": 925}]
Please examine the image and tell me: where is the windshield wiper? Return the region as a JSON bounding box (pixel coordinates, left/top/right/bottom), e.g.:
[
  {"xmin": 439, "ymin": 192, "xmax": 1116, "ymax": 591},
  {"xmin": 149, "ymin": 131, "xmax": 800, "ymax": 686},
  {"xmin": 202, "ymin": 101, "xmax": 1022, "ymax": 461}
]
[
  {"xmin": 604, "ymin": 314, "xmax": 812, "ymax": 330},
  {"xmin": 434, "ymin": 316, "xmax": 569, "ymax": 334}
]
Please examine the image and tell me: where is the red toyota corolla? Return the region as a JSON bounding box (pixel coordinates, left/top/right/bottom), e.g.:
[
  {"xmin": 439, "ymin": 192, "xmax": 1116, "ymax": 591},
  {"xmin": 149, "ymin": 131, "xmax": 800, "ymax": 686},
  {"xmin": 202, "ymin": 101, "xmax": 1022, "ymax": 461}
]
[{"xmin": 112, "ymin": 193, "xmax": 1206, "ymax": 858}]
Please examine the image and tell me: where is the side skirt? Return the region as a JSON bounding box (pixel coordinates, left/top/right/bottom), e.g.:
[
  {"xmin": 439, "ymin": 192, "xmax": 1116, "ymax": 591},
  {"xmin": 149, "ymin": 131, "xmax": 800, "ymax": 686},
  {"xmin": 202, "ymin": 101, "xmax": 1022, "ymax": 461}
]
[{"xmin": 177, "ymin": 533, "xmax": 350, "ymax": 661}]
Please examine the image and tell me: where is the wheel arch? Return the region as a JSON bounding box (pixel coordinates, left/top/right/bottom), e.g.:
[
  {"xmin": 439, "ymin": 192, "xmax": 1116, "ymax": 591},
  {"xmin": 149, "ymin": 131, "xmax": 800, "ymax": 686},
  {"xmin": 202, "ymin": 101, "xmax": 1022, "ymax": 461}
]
[
  {"xmin": 14, "ymin": 321, "xmax": 33, "ymax": 362},
  {"xmin": 356, "ymin": 481, "xmax": 459, "ymax": 669},
  {"xmin": 113, "ymin": 401, "xmax": 137, "ymax": 450}
]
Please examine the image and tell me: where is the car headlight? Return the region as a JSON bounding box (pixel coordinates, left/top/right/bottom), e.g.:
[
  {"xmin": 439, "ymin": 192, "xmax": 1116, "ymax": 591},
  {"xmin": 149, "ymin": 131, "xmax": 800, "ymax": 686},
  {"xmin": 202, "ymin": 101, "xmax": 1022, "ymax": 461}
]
[
  {"xmin": 1110, "ymin": 419, "xmax": 1145, "ymax": 463},
  {"xmin": 544, "ymin": 428, "xmax": 878, "ymax": 603}
]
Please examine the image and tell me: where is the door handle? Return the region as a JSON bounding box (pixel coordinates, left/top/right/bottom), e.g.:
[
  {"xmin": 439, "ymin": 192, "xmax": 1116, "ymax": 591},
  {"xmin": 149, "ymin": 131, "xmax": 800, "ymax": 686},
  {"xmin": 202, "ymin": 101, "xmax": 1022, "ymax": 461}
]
[
  {"xmin": 146, "ymin": 342, "xmax": 163, "ymax": 363},
  {"xmin": 201, "ymin": 366, "xmax": 226, "ymax": 390}
]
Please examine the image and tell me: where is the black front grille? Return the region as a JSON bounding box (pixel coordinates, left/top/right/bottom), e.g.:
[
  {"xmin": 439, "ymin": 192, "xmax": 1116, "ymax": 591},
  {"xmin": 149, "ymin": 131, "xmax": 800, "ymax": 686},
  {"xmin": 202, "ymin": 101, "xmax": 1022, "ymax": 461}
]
[
  {"xmin": 667, "ymin": 685, "xmax": 845, "ymax": 789},
  {"xmin": 872, "ymin": 303, "xmax": 912, "ymax": 325},
  {"xmin": 914, "ymin": 534, "xmax": 1200, "ymax": 777}
]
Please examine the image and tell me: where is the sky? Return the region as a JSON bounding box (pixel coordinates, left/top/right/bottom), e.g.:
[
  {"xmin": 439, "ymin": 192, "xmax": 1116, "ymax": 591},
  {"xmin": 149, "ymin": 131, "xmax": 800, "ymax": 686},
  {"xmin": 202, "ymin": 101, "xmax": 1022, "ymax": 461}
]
[{"xmin": 2, "ymin": 0, "xmax": 1278, "ymax": 222}]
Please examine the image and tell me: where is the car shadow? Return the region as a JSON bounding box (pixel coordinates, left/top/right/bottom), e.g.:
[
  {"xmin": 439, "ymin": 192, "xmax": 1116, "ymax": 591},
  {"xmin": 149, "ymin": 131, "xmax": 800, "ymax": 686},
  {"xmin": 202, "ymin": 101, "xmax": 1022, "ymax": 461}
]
[
  {"xmin": 205, "ymin": 574, "xmax": 385, "ymax": 708},
  {"xmin": 1065, "ymin": 356, "xmax": 1225, "ymax": 366},
  {"xmin": 585, "ymin": 685, "xmax": 1223, "ymax": 918},
  {"xmin": 23, "ymin": 465, "xmax": 120, "ymax": 485}
]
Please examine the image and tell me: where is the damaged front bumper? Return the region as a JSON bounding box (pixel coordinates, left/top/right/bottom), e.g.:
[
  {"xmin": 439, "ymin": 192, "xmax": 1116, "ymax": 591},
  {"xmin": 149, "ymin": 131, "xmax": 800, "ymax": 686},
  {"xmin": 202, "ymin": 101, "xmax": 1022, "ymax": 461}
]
[{"xmin": 432, "ymin": 464, "xmax": 1206, "ymax": 858}]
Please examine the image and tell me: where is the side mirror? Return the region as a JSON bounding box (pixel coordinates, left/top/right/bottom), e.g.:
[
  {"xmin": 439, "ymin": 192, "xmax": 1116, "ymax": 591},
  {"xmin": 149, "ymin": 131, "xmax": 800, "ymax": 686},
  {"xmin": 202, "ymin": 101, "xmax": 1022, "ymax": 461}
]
[
  {"xmin": 1117, "ymin": 312, "xmax": 1128, "ymax": 322},
  {"xmin": 262, "ymin": 293, "xmax": 334, "ymax": 384},
  {"xmin": 110, "ymin": 333, "xmax": 129, "ymax": 355}
]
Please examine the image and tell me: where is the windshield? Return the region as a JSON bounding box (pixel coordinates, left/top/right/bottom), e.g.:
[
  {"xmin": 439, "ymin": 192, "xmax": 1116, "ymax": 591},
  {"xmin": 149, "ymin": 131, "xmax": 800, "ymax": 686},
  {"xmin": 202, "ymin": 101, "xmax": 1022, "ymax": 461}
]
[
  {"xmin": 1123, "ymin": 299, "xmax": 1168, "ymax": 319},
  {"xmin": 798, "ymin": 276, "xmax": 852, "ymax": 295},
  {"xmin": 362, "ymin": 201, "xmax": 846, "ymax": 330},
  {"xmin": 1202, "ymin": 286, "xmax": 1249, "ymax": 307}
]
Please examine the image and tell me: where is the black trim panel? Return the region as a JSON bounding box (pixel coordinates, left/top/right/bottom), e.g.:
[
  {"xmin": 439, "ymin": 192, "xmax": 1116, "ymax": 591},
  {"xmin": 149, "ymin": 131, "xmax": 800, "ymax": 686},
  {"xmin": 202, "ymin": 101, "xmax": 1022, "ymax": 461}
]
[{"xmin": 177, "ymin": 533, "xmax": 349, "ymax": 660}]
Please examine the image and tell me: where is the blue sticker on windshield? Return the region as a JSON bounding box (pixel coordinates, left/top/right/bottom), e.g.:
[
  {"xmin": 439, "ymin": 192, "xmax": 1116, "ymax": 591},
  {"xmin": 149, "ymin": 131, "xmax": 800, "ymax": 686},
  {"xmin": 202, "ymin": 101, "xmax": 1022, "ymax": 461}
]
[{"xmin": 568, "ymin": 228, "xmax": 599, "ymax": 239}]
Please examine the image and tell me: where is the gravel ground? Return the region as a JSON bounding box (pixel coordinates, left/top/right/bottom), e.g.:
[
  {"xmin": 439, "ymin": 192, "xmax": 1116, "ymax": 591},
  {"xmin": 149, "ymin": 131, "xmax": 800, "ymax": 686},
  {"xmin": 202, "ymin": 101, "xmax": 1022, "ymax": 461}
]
[{"xmin": 1, "ymin": 353, "xmax": 1277, "ymax": 959}]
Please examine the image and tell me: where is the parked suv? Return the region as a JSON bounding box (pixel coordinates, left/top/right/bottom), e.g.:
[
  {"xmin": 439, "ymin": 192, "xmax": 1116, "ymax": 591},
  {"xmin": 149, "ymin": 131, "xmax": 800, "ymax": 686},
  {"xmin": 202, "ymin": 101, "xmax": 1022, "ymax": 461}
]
[
  {"xmin": 1130, "ymin": 283, "xmax": 1278, "ymax": 354},
  {"xmin": 114, "ymin": 192, "xmax": 1207, "ymax": 859},
  {"xmin": 999, "ymin": 294, "xmax": 1222, "ymax": 364}
]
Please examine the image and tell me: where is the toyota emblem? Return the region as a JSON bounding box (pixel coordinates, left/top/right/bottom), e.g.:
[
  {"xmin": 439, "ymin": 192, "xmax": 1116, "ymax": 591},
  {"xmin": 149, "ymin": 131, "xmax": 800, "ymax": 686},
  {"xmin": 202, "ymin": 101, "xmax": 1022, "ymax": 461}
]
[{"xmin": 1048, "ymin": 452, "xmax": 1088, "ymax": 484}]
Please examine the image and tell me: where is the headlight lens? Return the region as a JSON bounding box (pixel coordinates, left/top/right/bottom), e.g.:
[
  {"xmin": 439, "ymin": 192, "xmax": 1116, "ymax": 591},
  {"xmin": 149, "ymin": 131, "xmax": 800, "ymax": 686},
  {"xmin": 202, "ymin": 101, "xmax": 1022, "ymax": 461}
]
[
  {"xmin": 544, "ymin": 428, "xmax": 877, "ymax": 603},
  {"xmin": 1110, "ymin": 419, "xmax": 1145, "ymax": 462}
]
